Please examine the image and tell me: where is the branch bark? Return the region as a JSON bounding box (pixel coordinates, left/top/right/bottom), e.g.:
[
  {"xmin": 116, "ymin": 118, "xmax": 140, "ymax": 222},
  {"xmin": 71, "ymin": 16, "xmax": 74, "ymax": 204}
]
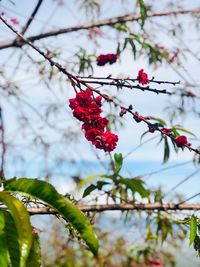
[
  {"xmin": 28, "ymin": 203, "xmax": 200, "ymax": 215},
  {"xmin": 0, "ymin": 8, "xmax": 199, "ymax": 50}
]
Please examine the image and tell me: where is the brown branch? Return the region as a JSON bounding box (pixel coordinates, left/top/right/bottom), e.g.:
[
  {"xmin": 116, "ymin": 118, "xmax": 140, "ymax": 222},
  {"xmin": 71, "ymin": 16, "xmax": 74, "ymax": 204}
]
[
  {"xmin": 21, "ymin": 0, "xmax": 44, "ymax": 35},
  {"xmin": 76, "ymin": 77, "xmax": 175, "ymax": 96},
  {"xmin": 0, "ymin": 8, "xmax": 199, "ymax": 50},
  {"xmin": 28, "ymin": 203, "xmax": 200, "ymax": 215}
]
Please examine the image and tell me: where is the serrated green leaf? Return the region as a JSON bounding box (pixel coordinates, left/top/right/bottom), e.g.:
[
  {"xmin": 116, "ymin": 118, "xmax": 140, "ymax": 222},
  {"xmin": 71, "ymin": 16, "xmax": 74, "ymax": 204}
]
[
  {"xmin": 119, "ymin": 177, "xmax": 149, "ymax": 198},
  {"xmin": 4, "ymin": 178, "xmax": 99, "ymax": 255},
  {"xmin": 26, "ymin": 231, "xmax": 41, "ymax": 267},
  {"xmin": 0, "ymin": 192, "xmax": 32, "ymax": 267},
  {"xmin": 114, "ymin": 153, "xmax": 123, "ymax": 176},
  {"xmin": 190, "ymin": 215, "xmax": 197, "ymax": 246}
]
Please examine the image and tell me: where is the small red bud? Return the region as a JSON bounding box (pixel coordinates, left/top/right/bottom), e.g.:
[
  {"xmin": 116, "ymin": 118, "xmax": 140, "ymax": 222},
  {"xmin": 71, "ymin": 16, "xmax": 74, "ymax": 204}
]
[{"xmin": 175, "ymin": 135, "xmax": 188, "ymax": 147}]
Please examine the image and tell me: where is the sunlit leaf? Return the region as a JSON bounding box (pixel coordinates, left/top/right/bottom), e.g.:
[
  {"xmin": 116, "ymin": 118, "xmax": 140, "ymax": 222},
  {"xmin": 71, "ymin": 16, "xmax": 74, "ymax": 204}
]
[
  {"xmin": 26, "ymin": 231, "xmax": 41, "ymax": 267},
  {"xmin": 0, "ymin": 192, "xmax": 32, "ymax": 267},
  {"xmin": 190, "ymin": 215, "xmax": 197, "ymax": 246},
  {"xmin": 119, "ymin": 177, "xmax": 149, "ymax": 198},
  {"xmin": 4, "ymin": 210, "xmax": 21, "ymax": 267},
  {"xmin": 114, "ymin": 153, "xmax": 123, "ymax": 176},
  {"xmin": 0, "ymin": 210, "xmax": 10, "ymax": 267},
  {"xmin": 137, "ymin": 0, "xmax": 147, "ymax": 28},
  {"xmin": 4, "ymin": 178, "xmax": 99, "ymax": 255}
]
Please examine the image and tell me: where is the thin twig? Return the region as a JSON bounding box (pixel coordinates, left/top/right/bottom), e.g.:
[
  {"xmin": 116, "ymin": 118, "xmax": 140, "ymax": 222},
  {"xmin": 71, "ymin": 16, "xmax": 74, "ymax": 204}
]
[{"xmin": 21, "ymin": 0, "xmax": 44, "ymax": 35}]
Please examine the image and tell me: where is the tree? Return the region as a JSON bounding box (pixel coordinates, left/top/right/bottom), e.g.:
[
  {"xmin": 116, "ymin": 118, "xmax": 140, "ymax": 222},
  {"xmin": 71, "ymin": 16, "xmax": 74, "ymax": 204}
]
[{"xmin": 0, "ymin": 0, "xmax": 200, "ymax": 266}]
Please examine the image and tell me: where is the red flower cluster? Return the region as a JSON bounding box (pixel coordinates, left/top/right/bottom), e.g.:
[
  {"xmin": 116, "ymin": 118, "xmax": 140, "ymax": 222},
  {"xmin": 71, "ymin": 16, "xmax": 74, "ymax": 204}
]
[
  {"xmin": 175, "ymin": 135, "xmax": 188, "ymax": 147},
  {"xmin": 96, "ymin": 53, "xmax": 118, "ymax": 66},
  {"xmin": 69, "ymin": 88, "xmax": 118, "ymax": 152},
  {"xmin": 137, "ymin": 69, "xmax": 149, "ymax": 85}
]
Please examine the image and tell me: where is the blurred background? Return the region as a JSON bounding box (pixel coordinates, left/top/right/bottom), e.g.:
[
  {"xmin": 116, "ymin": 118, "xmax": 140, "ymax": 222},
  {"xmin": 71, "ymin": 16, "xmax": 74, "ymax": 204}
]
[{"xmin": 0, "ymin": 0, "xmax": 200, "ymax": 266}]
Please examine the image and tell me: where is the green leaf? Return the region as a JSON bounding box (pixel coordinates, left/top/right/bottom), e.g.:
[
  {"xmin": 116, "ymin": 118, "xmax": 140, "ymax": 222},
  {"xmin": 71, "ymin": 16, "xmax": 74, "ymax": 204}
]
[
  {"xmin": 96, "ymin": 181, "xmax": 110, "ymax": 190},
  {"xmin": 173, "ymin": 126, "xmax": 196, "ymax": 137},
  {"xmin": 119, "ymin": 177, "xmax": 149, "ymax": 198},
  {"xmin": 4, "ymin": 210, "xmax": 21, "ymax": 267},
  {"xmin": 163, "ymin": 136, "xmax": 170, "ymax": 163},
  {"xmin": 80, "ymin": 174, "xmax": 105, "ymax": 187},
  {"xmin": 128, "ymin": 39, "xmax": 137, "ymax": 59},
  {"xmin": 83, "ymin": 184, "xmax": 97, "ymax": 198},
  {"xmin": 83, "ymin": 181, "xmax": 111, "ymax": 198},
  {"xmin": 150, "ymin": 117, "xmax": 166, "ymax": 126},
  {"xmin": 0, "ymin": 192, "xmax": 32, "ymax": 267},
  {"xmin": 190, "ymin": 215, "xmax": 197, "ymax": 246},
  {"xmin": 0, "ymin": 210, "xmax": 10, "ymax": 267},
  {"xmin": 4, "ymin": 178, "xmax": 99, "ymax": 255},
  {"xmin": 114, "ymin": 153, "xmax": 123, "ymax": 176},
  {"xmin": 26, "ymin": 231, "xmax": 41, "ymax": 267},
  {"xmin": 137, "ymin": 0, "xmax": 147, "ymax": 28},
  {"xmin": 0, "ymin": 231, "xmax": 10, "ymax": 267}
]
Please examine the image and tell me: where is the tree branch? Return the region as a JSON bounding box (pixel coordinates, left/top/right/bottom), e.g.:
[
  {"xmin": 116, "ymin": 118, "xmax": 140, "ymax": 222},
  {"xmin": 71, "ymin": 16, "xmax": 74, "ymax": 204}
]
[
  {"xmin": 28, "ymin": 203, "xmax": 200, "ymax": 215},
  {"xmin": 0, "ymin": 8, "xmax": 199, "ymax": 50},
  {"xmin": 21, "ymin": 0, "xmax": 44, "ymax": 35}
]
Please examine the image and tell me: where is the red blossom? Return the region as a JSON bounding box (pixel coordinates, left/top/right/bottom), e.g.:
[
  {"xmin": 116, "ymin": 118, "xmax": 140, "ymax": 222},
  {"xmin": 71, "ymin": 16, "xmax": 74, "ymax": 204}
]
[
  {"xmin": 137, "ymin": 69, "xmax": 149, "ymax": 85},
  {"xmin": 69, "ymin": 98, "xmax": 78, "ymax": 110},
  {"xmin": 175, "ymin": 135, "xmax": 188, "ymax": 147},
  {"xmin": 10, "ymin": 17, "xmax": 20, "ymax": 24},
  {"xmin": 73, "ymin": 106, "xmax": 88, "ymax": 122},
  {"xmin": 95, "ymin": 96, "xmax": 102, "ymax": 106},
  {"xmin": 96, "ymin": 53, "xmax": 118, "ymax": 66},
  {"xmin": 92, "ymin": 131, "xmax": 118, "ymax": 152},
  {"xmin": 85, "ymin": 129, "xmax": 103, "ymax": 142},
  {"xmin": 82, "ymin": 117, "xmax": 108, "ymax": 131},
  {"xmin": 69, "ymin": 88, "xmax": 118, "ymax": 152},
  {"xmin": 102, "ymin": 131, "xmax": 118, "ymax": 152}
]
